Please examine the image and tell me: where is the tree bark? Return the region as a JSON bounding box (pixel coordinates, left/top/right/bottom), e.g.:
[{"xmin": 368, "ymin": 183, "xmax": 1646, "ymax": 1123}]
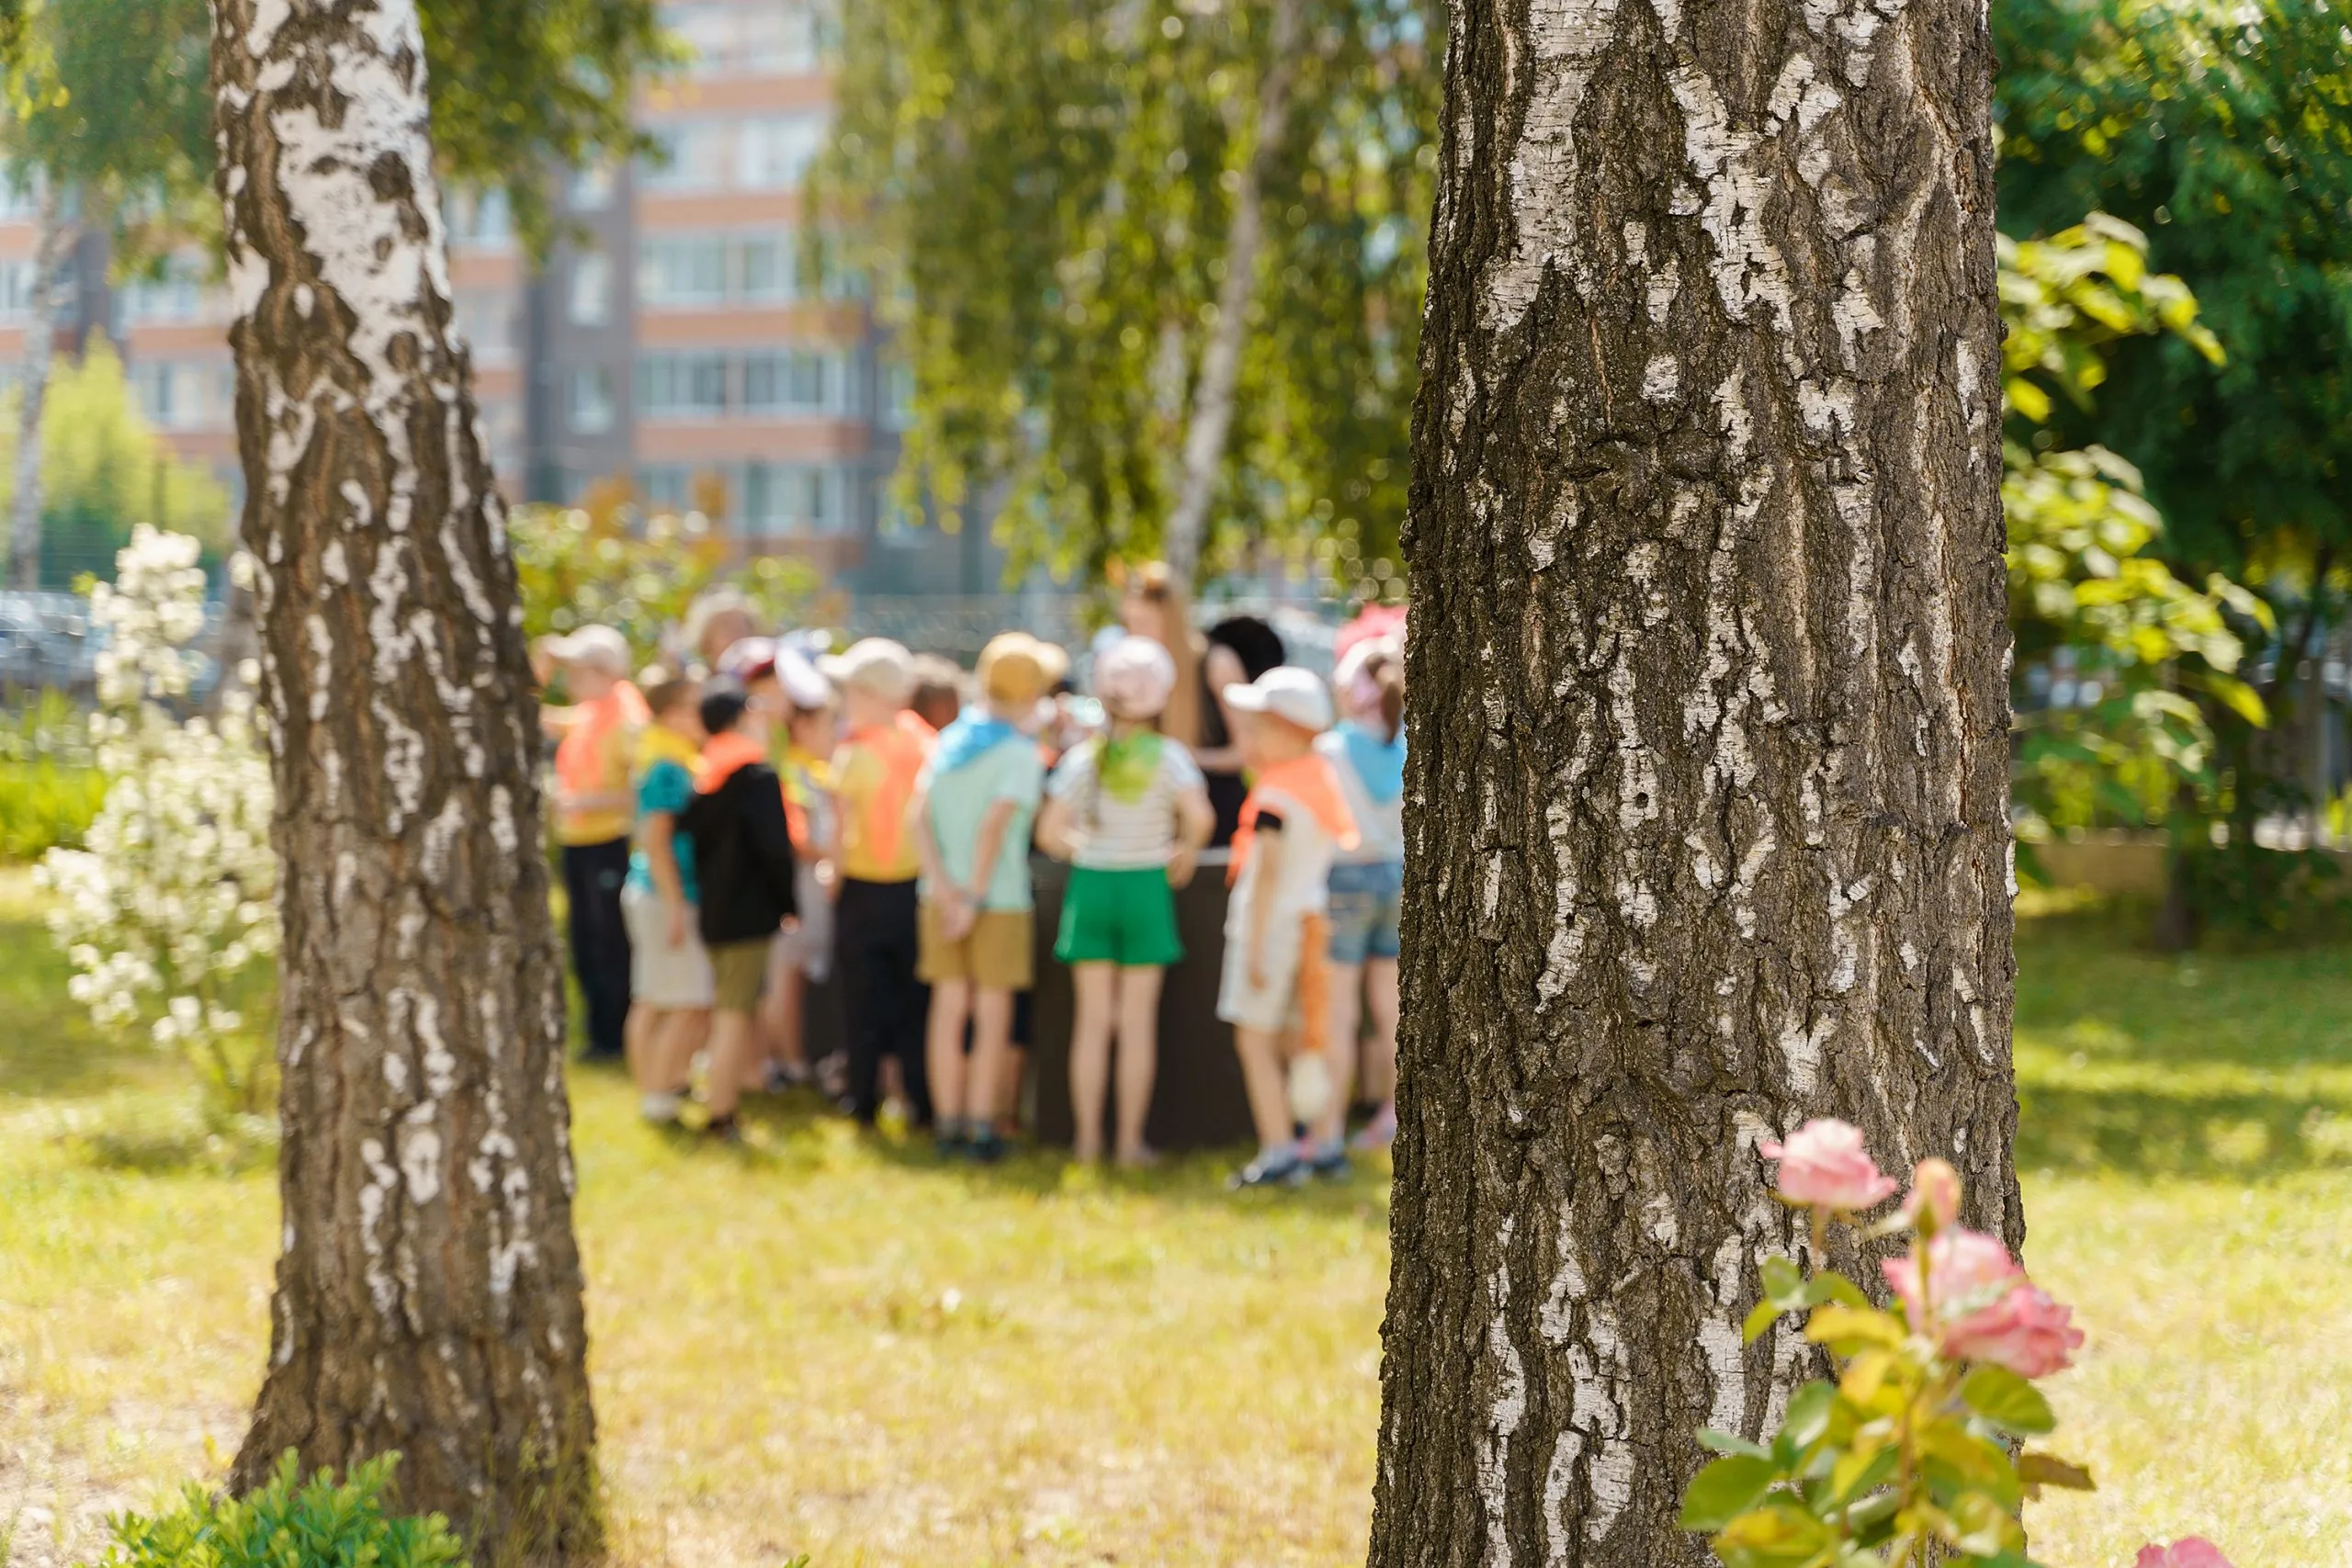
[
  {"xmin": 1370, "ymin": 0, "xmax": 2017, "ymax": 1560},
  {"xmin": 209, "ymin": 0, "xmax": 598, "ymax": 1554},
  {"xmin": 9, "ymin": 181, "xmax": 74, "ymax": 591},
  {"xmin": 1161, "ymin": 0, "xmax": 1305, "ymax": 588}
]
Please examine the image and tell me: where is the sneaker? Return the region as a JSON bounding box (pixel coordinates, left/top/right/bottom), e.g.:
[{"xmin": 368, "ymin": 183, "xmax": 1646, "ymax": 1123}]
[
  {"xmin": 639, "ymin": 1090, "xmax": 684, "ymax": 1125},
  {"xmin": 1306, "ymin": 1141, "xmax": 1351, "ymax": 1181},
  {"xmin": 762, "ymin": 1062, "xmax": 814, "ymax": 1094},
  {"xmin": 1227, "ymin": 1149, "xmax": 1306, "ymax": 1190},
  {"xmin": 934, "ymin": 1126, "xmax": 970, "ymax": 1159},
  {"xmin": 703, "ymin": 1113, "xmax": 742, "ymax": 1145},
  {"xmin": 966, "ymin": 1129, "xmax": 1009, "ymax": 1165},
  {"xmin": 1350, "ymin": 1103, "xmax": 1397, "ymax": 1152}
]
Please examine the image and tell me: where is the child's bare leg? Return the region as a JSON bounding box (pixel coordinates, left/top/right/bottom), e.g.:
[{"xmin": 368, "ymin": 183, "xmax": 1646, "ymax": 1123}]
[
  {"xmin": 925, "ymin": 976, "xmax": 974, "ymax": 1127},
  {"xmin": 969, "ymin": 986, "xmax": 1015, "ymax": 1138},
  {"xmin": 705, "ymin": 1009, "xmax": 757, "ymax": 1121},
  {"xmin": 1114, "ymin": 965, "xmax": 1164, "ymax": 1163},
  {"xmin": 1068, "ymin": 964, "xmax": 1118, "ymax": 1162},
  {"xmin": 1233, "ymin": 1025, "xmax": 1295, "ymax": 1151},
  {"xmin": 1320, "ymin": 960, "xmax": 1365, "ymax": 1146}
]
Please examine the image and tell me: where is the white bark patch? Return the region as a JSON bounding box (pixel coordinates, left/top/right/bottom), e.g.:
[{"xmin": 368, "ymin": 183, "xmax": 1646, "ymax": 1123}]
[
  {"xmin": 1479, "ymin": 1217, "xmax": 1525, "ymax": 1568},
  {"xmin": 399, "ymin": 1126, "xmax": 442, "ymax": 1203},
  {"xmin": 1480, "ymin": 0, "xmax": 1626, "ymax": 331}
]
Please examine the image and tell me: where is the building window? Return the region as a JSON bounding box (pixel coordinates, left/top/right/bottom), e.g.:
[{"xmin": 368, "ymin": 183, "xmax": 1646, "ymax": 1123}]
[
  {"xmin": 881, "ymin": 363, "xmax": 915, "ymax": 429},
  {"xmin": 639, "ymin": 122, "xmax": 732, "ymax": 192},
  {"xmin": 877, "ymin": 491, "xmax": 929, "ymax": 548},
  {"xmin": 741, "ymin": 6, "xmax": 825, "ymax": 71},
  {"xmin": 130, "ymin": 359, "xmax": 227, "ymax": 431},
  {"xmin": 639, "ymin": 464, "xmax": 693, "ymax": 514},
  {"xmin": 637, "ymin": 353, "xmax": 729, "ymax": 419},
  {"xmin": 569, "ymin": 367, "xmax": 616, "ymax": 434},
  {"xmin": 741, "ymin": 350, "xmax": 835, "ymax": 413},
  {"xmin": 119, "ymin": 254, "xmax": 208, "ymax": 322},
  {"xmin": 568, "ymin": 163, "xmax": 616, "ymax": 211},
  {"xmin": 447, "ymin": 186, "xmax": 514, "ymax": 247},
  {"xmin": 638, "ymin": 236, "xmax": 729, "ymax": 307},
  {"xmin": 743, "ymin": 463, "xmax": 839, "ymax": 536},
  {"xmin": 569, "ymin": 253, "xmax": 613, "ymax": 326},
  {"xmin": 453, "ymin": 288, "xmax": 515, "ymax": 364},
  {"xmin": 737, "ymin": 116, "xmax": 828, "ymax": 190},
  {"xmin": 738, "ymin": 234, "xmax": 795, "ymax": 301}
]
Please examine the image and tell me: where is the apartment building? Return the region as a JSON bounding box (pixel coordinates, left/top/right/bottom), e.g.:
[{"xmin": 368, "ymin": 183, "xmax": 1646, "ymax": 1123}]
[{"xmin": 92, "ymin": 0, "xmax": 1006, "ymax": 600}]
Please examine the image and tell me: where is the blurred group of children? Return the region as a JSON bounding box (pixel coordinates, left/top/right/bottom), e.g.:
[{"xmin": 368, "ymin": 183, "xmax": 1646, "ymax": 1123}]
[{"xmin": 537, "ymin": 582, "xmax": 1408, "ymax": 1187}]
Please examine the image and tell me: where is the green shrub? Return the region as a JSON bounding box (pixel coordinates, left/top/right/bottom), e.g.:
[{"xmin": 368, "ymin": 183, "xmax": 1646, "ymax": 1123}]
[
  {"xmin": 0, "ymin": 689, "xmax": 102, "ymax": 862},
  {"xmin": 84, "ymin": 1452, "xmax": 466, "ymax": 1568},
  {"xmin": 0, "ymin": 759, "xmax": 106, "ymax": 861}
]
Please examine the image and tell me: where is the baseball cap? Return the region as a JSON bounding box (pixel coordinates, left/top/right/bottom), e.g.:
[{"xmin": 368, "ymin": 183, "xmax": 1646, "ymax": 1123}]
[
  {"xmin": 541, "ymin": 624, "xmax": 630, "ymax": 676},
  {"xmin": 820, "ymin": 637, "xmax": 917, "ymax": 703},
  {"xmin": 1222, "ymin": 665, "xmax": 1333, "ymax": 734},
  {"xmin": 1091, "ymin": 634, "xmax": 1178, "ymax": 720},
  {"xmin": 775, "ymin": 647, "xmax": 832, "ymax": 711},
  {"xmin": 717, "ymin": 635, "xmax": 779, "ymax": 682},
  {"xmin": 978, "ymin": 632, "xmax": 1069, "ymax": 708}
]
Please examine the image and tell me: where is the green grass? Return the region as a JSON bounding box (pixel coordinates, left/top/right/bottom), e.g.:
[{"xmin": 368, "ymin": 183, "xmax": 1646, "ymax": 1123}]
[{"xmin": 2, "ymin": 875, "xmax": 2345, "ymax": 1566}]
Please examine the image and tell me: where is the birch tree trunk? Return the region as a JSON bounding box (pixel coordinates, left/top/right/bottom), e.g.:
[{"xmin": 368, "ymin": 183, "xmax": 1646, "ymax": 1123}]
[
  {"xmin": 1160, "ymin": 0, "xmax": 1304, "ymax": 588},
  {"xmin": 209, "ymin": 0, "xmax": 598, "ymax": 1552},
  {"xmin": 1368, "ymin": 0, "xmax": 2017, "ymax": 1558},
  {"xmin": 8, "ymin": 182, "xmax": 74, "ymax": 591}
]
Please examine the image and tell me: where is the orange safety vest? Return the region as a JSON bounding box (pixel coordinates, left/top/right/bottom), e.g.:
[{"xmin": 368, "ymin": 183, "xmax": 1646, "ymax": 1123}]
[{"xmin": 1229, "ymin": 751, "xmax": 1362, "ymax": 886}]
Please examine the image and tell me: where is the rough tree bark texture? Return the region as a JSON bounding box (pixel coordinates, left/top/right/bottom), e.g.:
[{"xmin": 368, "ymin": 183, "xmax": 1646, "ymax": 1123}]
[
  {"xmin": 1369, "ymin": 0, "xmax": 2017, "ymax": 1560},
  {"xmin": 1161, "ymin": 0, "xmax": 1304, "ymax": 587},
  {"xmin": 8, "ymin": 183, "xmax": 74, "ymax": 590},
  {"xmin": 209, "ymin": 0, "xmax": 597, "ymax": 1553}
]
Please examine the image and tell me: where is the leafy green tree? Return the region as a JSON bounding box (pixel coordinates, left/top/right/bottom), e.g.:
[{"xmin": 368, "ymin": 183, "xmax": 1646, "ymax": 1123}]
[
  {"xmin": 1999, "ymin": 216, "xmax": 2267, "ymax": 840},
  {"xmin": 0, "ymin": 339, "xmax": 230, "ymax": 583},
  {"xmin": 0, "ymin": 0, "xmax": 672, "ymax": 587},
  {"xmin": 1996, "ymin": 0, "xmax": 2352, "ymax": 702},
  {"xmin": 822, "ymin": 0, "xmax": 1440, "ymax": 592}
]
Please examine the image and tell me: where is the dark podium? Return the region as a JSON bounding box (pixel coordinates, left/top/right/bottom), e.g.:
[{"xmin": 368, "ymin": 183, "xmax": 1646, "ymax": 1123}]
[
  {"xmin": 796, "ymin": 853, "xmax": 1259, "ymax": 1151},
  {"xmin": 1023, "ymin": 852, "xmax": 1258, "ymax": 1152}
]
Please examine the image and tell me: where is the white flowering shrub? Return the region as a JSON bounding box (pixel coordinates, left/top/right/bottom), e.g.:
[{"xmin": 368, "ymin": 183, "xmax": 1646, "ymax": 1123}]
[{"xmin": 36, "ymin": 526, "xmax": 279, "ymax": 1118}]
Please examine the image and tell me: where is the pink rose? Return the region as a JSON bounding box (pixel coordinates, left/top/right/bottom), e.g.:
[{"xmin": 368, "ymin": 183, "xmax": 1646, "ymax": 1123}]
[
  {"xmin": 1883, "ymin": 1228, "xmax": 2021, "ymax": 1323},
  {"xmin": 1883, "ymin": 1229, "xmax": 2084, "ymax": 1376},
  {"xmin": 1903, "ymin": 1157, "xmax": 1962, "ymax": 1230},
  {"xmin": 2135, "ymin": 1541, "xmax": 2233, "ymax": 1568},
  {"xmin": 1758, "ymin": 1119, "xmax": 1898, "ymax": 1211},
  {"xmin": 1942, "ymin": 1282, "xmax": 2083, "ymax": 1377}
]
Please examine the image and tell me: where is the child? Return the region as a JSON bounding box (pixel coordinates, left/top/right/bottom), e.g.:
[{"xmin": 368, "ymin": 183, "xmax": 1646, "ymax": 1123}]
[
  {"xmin": 912, "ymin": 633, "xmax": 1063, "ymax": 1159},
  {"xmin": 1037, "ymin": 636, "xmax": 1214, "ymax": 1166},
  {"xmin": 540, "ymin": 624, "xmax": 650, "ymax": 1063},
  {"xmin": 822, "ymin": 637, "xmax": 936, "ymax": 1129},
  {"xmin": 763, "ymin": 647, "xmax": 841, "ymax": 1092},
  {"xmin": 1217, "ymin": 667, "xmax": 1360, "ymax": 1189},
  {"xmin": 676, "ymin": 680, "xmax": 799, "ymax": 1142},
  {"xmin": 620, "ymin": 673, "xmax": 711, "ymax": 1122},
  {"xmin": 1317, "ymin": 637, "xmax": 1407, "ymax": 1156}
]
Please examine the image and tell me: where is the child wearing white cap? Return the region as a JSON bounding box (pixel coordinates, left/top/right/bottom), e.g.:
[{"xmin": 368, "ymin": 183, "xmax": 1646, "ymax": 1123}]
[
  {"xmin": 1037, "ymin": 636, "xmax": 1216, "ymax": 1166},
  {"xmin": 1216, "ymin": 667, "xmax": 1360, "ymax": 1189}
]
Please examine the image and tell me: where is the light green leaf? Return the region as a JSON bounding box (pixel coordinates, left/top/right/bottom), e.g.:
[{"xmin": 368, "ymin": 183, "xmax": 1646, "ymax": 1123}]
[
  {"xmin": 1699, "ymin": 1428, "xmax": 1774, "ymax": 1461},
  {"xmin": 1960, "ymin": 1365, "xmax": 2056, "ymax": 1437},
  {"xmin": 1678, "ymin": 1454, "xmax": 1780, "ymax": 1531}
]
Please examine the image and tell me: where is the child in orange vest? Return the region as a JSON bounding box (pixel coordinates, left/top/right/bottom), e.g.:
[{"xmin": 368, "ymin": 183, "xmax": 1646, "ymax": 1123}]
[
  {"xmin": 542, "ymin": 624, "xmax": 650, "ymax": 1064},
  {"xmin": 821, "ymin": 638, "xmax": 937, "ymax": 1129},
  {"xmin": 1217, "ymin": 668, "xmax": 1359, "ymax": 1190}
]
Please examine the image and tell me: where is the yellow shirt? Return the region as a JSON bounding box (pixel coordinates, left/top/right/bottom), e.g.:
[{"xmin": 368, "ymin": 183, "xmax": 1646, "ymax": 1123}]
[
  {"xmin": 555, "ymin": 686, "xmax": 643, "ymax": 846},
  {"xmin": 832, "ymin": 729, "xmax": 925, "ymax": 883}
]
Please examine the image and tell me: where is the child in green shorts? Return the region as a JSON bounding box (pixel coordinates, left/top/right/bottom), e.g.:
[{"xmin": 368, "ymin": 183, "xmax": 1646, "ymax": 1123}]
[{"xmin": 1037, "ymin": 636, "xmax": 1216, "ymax": 1166}]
